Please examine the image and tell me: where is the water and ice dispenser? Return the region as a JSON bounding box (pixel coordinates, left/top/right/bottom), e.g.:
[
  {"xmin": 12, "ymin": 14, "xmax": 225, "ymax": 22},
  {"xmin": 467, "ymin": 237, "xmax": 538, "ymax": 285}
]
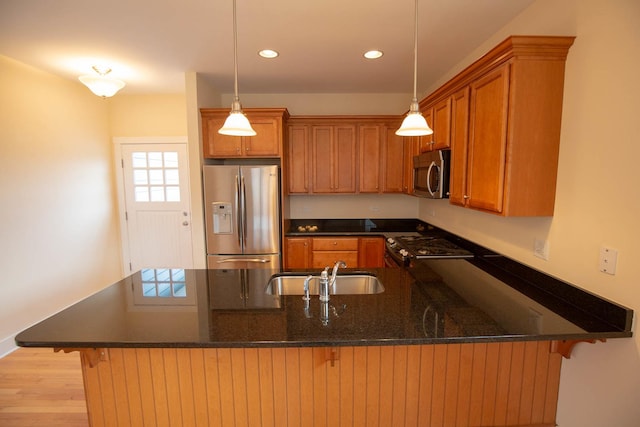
[{"xmin": 212, "ymin": 202, "xmax": 233, "ymax": 234}]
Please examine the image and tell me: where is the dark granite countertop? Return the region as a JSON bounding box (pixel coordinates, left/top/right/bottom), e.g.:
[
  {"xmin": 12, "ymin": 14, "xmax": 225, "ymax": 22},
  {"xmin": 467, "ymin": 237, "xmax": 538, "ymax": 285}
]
[{"xmin": 16, "ymin": 256, "xmax": 632, "ymax": 349}]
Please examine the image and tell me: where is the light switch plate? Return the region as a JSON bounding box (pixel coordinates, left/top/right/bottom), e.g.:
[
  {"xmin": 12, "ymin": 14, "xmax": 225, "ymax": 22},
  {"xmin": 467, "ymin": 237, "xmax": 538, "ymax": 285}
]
[{"xmin": 599, "ymin": 247, "xmax": 618, "ymax": 275}]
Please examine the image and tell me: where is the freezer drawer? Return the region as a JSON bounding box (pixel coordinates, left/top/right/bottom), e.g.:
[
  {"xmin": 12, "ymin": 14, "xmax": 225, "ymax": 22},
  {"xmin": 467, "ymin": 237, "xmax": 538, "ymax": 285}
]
[{"xmin": 207, "ymin": 254, "xmax": 280, "ymax": 270}]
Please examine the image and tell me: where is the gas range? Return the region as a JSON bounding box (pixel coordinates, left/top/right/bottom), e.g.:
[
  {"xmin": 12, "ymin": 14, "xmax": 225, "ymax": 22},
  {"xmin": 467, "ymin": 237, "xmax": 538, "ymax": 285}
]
[{"xmin": 385, "ymin": 234, "xmax": 473, "ymax": 266}]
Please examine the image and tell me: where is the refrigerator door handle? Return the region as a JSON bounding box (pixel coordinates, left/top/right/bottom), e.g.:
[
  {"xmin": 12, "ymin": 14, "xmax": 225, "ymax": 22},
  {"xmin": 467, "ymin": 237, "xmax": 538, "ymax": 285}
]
[
  {"xmin": 214, "ymin": 258, "xmax": 271, "ymax": 264},
  {"xmin": 234, "ymin": 174, "xmax": 242, "ymax": 248},
  {"xmin": 241, "ymin": 174, "xmax": 247, "ymax": 247}
]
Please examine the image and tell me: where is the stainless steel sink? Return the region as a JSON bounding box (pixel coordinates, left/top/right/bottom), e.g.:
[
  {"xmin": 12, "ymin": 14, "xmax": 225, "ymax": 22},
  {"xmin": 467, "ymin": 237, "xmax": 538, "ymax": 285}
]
[{"xmin": 265, "ymin": 273, "xmax": 385, "ymax": 295}]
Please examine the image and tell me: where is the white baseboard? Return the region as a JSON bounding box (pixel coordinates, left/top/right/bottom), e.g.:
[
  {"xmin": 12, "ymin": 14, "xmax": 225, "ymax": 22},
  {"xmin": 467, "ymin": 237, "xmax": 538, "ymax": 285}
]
[{"xmin": 0, "ymin": 335, "xmax": 18, "ymax": 359}]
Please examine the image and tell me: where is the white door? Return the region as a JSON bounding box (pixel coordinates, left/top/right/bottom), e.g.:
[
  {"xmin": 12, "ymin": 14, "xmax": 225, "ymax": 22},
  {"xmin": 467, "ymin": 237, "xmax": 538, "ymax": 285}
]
[{"xmin": 118, "ymin": 142, "xmax": 194, "ymax": 273}]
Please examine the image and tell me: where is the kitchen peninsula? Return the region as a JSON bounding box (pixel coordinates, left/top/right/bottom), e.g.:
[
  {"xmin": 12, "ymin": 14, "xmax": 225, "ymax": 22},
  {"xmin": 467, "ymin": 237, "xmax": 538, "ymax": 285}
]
[{"xmin": 16, "ymin": 224, "xmax": 632, "ymax": 427}]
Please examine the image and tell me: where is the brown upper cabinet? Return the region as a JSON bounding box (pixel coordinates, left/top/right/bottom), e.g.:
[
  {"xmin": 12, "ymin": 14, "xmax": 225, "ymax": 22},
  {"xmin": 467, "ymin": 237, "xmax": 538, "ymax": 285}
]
[
  {"xmin": 201, "ymin": 108, "xmax": 289, "ymax": 159},
  {"xmin": 311, "ymin": 125, "xmax": 357, "ymax": 193},
  {"xmin": 358, "ymin": 123, "xmax": 405, "ymax": 193},
  {"xmin": 286, "ymin": 117, "xmax": 404, "ymax": 195},
  {"xmin": 419, "ymin": 98, "xmax": 452, "ymax": 153},
  {"xmin": 416, "ymin": 108, "xmax": 433, "ymax": 153},
  {"xmin": 421, "ymin": 35, "xmax": 575, "ymax": 216},
  {"xmin": 287, "ymin": 125, "xmax": 310, "ymax": 193}
]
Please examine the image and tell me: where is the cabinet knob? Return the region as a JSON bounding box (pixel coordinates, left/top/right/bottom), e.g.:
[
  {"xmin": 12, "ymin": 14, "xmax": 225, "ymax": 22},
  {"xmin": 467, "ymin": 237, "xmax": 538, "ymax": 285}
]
[{"xmin": 463, "ymin": 195, "xmax": 470, "ymax": 200}]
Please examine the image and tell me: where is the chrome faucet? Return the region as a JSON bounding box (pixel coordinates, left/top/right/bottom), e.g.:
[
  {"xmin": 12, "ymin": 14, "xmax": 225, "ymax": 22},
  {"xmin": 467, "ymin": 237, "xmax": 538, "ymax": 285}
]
[
  {"xmin": 302, "ymin": 275, "xmax": 313, "ymax": 318},
  {"xmin": 319, "ymin": 268, "xmax": 330, "ymax": 302},
  {"xmin": 319, "ymin": 260, "xmax": 347, "ymax": 302},
  {"xmin": 330, "ymin": 260, "xmax": 347, "ymax": 288}
]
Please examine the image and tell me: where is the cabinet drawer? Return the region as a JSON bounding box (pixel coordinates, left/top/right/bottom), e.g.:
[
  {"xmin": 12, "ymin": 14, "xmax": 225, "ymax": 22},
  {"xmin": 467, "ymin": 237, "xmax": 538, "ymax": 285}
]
[
  {"xmin": 311, "ymin": 251, "xmax": 358, "ymax": 269},
  {"xmin": 312, "ymin": 238, "xmax": 359, "ymax": 251}
]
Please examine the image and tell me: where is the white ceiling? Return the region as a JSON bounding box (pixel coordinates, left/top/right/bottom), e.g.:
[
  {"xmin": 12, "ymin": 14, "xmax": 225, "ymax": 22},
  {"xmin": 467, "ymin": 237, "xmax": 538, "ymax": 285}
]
[{"xmin": 0, "ymin": 0, "xmax": 534, "ymax": 95}]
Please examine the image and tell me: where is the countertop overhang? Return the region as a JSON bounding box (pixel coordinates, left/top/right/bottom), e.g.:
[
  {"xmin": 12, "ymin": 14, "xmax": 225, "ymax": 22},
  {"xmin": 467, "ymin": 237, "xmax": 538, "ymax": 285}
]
[{"xmin": 15, "ymin": 257, "xmax": 632, "ymax": 350}]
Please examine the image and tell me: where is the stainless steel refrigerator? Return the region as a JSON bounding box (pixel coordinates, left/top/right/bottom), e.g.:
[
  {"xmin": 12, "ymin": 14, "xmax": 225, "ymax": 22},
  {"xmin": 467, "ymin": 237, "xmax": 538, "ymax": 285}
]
[{"xmin": 203, "ymin": 165, "xmax": 281, "ymax": 269}]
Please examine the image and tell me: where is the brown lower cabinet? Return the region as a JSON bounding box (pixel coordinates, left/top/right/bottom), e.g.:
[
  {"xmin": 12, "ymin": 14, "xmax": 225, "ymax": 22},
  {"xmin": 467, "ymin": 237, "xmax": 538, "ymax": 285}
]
[
  {"xmin": 75, "ymin": 341, "xmax": 562, "ymax": 426},
  {"xmin": 284, "ymin": 236, "xmax": 384, "ymax": 269}
]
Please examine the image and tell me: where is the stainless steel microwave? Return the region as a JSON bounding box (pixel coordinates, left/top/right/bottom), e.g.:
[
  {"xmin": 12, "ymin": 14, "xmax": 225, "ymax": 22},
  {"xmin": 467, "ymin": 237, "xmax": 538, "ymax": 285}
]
[{"xmin": 413, "ymin": 150, "xmax": 451, "ymax": 198}]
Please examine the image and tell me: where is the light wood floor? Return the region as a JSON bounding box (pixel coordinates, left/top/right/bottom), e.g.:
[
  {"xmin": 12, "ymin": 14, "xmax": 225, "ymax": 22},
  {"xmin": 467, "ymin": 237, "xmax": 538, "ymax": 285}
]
[{"xmin": 0, "ymin": 347, "xmax": 89, "ymax": 426}]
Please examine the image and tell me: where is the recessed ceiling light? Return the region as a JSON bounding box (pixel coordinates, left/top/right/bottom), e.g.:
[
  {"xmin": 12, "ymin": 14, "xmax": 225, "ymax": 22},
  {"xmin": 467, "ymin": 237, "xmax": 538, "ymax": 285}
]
[
  {"xmin": 258, "ymin": 49, "xmax": 279, "ymax": 59},
  {"xmin": 364, "ymin": 50, "xmax": 384, "ymax": 59}
]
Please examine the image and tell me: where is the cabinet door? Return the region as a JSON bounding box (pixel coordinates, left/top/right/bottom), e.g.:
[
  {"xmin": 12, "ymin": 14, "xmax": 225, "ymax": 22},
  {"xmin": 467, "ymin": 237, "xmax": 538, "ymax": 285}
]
[
  {"xmin": 285, "ymin": 237, "xmax": 311, "ymax": 269},
  {"xmin": 467, "ymin": 64, "xmax": 510, "ymax": 213},
  {"xmin": 244, "ymin": 116, "xmax": 281, "ymax": 157},
  {"xmin": 449, "ymin": 87, "xmax": 470, "ymax": 206},
  {"xmin": 382, "ymin": 127, "xmax": 405, "ymax": 193},
  {"xmin": 202, "ymin": 115, "xmax": 241, "ymax": 157},
  {"xmin": 432, "ymin": 97, "xmax": 452, "ymax": 150},
  {"xmin": 333, "ymin": 125, "xmax": 357, "ymax": 192},
  {"xmin": 418, "ymin": 108, "xmax": 434, "ymax": 152},
  {"xmin": 310, "ymin": 126, "xmax": 334, "ymax": 193},
  {"xmin": 358, "ymin": 125, "xmax": 382, "ymax": 193},
  {"xmin": 358, "ymin": 237, "xmax": 385, "ymax": 267},
  {"xmin": 288, "ymin": 125, "xmax": 309, "ymax": 193},
  {"xmin": 402, "ymin": 136, "xmax": 419, "ymax": 194}
]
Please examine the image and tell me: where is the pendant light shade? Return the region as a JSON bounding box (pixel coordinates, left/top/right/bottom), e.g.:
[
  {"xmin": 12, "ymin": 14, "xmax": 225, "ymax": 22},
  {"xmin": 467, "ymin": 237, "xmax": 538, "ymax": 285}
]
[
  {"xmin": 219, "ymin": 0, "xmax": 256, "ymax": 137},
  {"xmin": 396, "ymin": 0, "xmax": 433, "ymax": 137},
  {"xmin": 219, "ymin": 100, "xmax": 257, "ymax": 136},
  {"xmin": 79, "ymin": 66, "xmax": 125, "ymax": 98}
]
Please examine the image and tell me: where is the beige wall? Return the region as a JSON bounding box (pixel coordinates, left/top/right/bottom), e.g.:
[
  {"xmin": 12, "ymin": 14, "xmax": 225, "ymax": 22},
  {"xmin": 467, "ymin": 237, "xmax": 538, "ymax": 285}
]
[
  {"xmin": 109, "ymin": 94, "xmax": 187, "ymax": 137},
  {"xmin": 221, "ymin": 92, "xmax": 410, "ymax": 116},
  {"xmin": 414, "ymin": 1, "xmax": 640, "ymax": 426},
  {"xmin": 289, "ymin": 194, "xmax": 418, "ymax": 219},
  {"xmin": 0, "ymin": 56, "xmax": 122, "ymax": 355}
]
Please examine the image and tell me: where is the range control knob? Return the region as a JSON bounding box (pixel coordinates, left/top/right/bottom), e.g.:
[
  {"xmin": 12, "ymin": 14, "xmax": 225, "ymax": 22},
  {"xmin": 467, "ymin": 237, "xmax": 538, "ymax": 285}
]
[
  {"xmin": 386, "ymin": 237, "xmax": 396, "ymax": 246},
  {"xmin": 399, "ymin": 249, "xmax": 409, "ymax": 258}
]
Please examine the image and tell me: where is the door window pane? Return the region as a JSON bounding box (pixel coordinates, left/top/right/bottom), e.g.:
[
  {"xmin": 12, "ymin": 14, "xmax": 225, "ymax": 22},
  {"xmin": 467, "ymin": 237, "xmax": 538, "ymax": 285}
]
[
  {"xmin": 148, "ymin": 152, "xmax": 163, "ymax": 167},
  {"xmin": 165, "ymin": 169, "xmax": 179, "ymax": 185},
  {"xmin": 131, "ymin": 151, "xmax": 181, "ymax": 203},
  {"xmin": 166, "ymin": 186, "xmax": 180, "ymax": 202},
  {"xmin": 150, "ymin": 186, "xmax": 165, "ymax": 201},
  {"xmin": 132, "ymin": 152, "xmax": 147, "ymax": 168},
  {"xmin": 164, "ymin": 152, "xmax": 178, "ymax": 167},
  {"xmin": 149, "ymin": 169, "xmax": 164, "ymax": 185},
  {"xmin": 135, "ymin": 187, "xmax": 149, "ymax": 202},
  {"xmin": 133, "ymin": 170, "xmax": 148, "ymax": 185}
]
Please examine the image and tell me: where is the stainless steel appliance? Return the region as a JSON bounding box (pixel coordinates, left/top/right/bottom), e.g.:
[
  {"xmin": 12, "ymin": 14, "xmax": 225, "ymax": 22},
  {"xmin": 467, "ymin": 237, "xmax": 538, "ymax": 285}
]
[
  {"xmin": 385, "ymin": 234, "xmax": 473, "ymax": 267},
  {"xmin": 203, "ymin": 165, "xmax": 280, "ymax": 269},
  {"xmin": 413, "ymin": 150, "xmax": 450, "ymax": 198}
]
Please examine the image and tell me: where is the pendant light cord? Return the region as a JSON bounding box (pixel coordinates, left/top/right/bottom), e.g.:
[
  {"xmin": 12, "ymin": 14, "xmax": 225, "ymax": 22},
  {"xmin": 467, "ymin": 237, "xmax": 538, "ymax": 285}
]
[
  {"xmin": 232, "ymin": 0, "xmax": 239, "ymax": 104},
  {"xmin": 411, "ymin": 0, "xmax": 419, "ymax": 107}
]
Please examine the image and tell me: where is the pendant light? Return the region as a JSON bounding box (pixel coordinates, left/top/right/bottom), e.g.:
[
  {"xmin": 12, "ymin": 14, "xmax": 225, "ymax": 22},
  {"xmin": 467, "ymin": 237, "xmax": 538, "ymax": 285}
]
[
  {"xmin": 218, "ymin": 0, "xmax": 256, "ymax": 136},
  {"xmin": 396, "ymin": 0, "xmax": 433, "ymax": 136},
  {"xmin": 78, "ymin": 66, "xmax": 125, "ymax": 98}
]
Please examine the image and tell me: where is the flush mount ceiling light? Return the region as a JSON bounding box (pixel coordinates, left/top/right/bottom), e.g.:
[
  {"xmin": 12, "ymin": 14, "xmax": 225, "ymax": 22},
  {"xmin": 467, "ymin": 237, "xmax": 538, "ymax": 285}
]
[
  {"xmin": 219, "ymin": 0, "xmax": 256, "ymax": 136},
  {"xmin": 258, "ymin": 49, "xmax": 279, "ymax": 59},
  {"xmin": 78, "ymin": 65, "xmax": 125, "ymax": 98},
  {"xmin": 364, "ymin": 50, "xmax": 384, "ymax": 59},
  {"xmin": 396, "ymin": 0, "xmax": 433, "ymax": 136}
]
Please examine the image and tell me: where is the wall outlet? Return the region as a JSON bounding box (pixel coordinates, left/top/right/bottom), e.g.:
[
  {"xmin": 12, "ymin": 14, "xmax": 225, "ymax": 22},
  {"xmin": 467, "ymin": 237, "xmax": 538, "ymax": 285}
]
[
  {"xmin": 599, "ymin": 246, "xmax": 618, "ymax": 275},
  {"xmin": 534, "ymin": 239, "xmax": 550, "ymax": 260}
]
